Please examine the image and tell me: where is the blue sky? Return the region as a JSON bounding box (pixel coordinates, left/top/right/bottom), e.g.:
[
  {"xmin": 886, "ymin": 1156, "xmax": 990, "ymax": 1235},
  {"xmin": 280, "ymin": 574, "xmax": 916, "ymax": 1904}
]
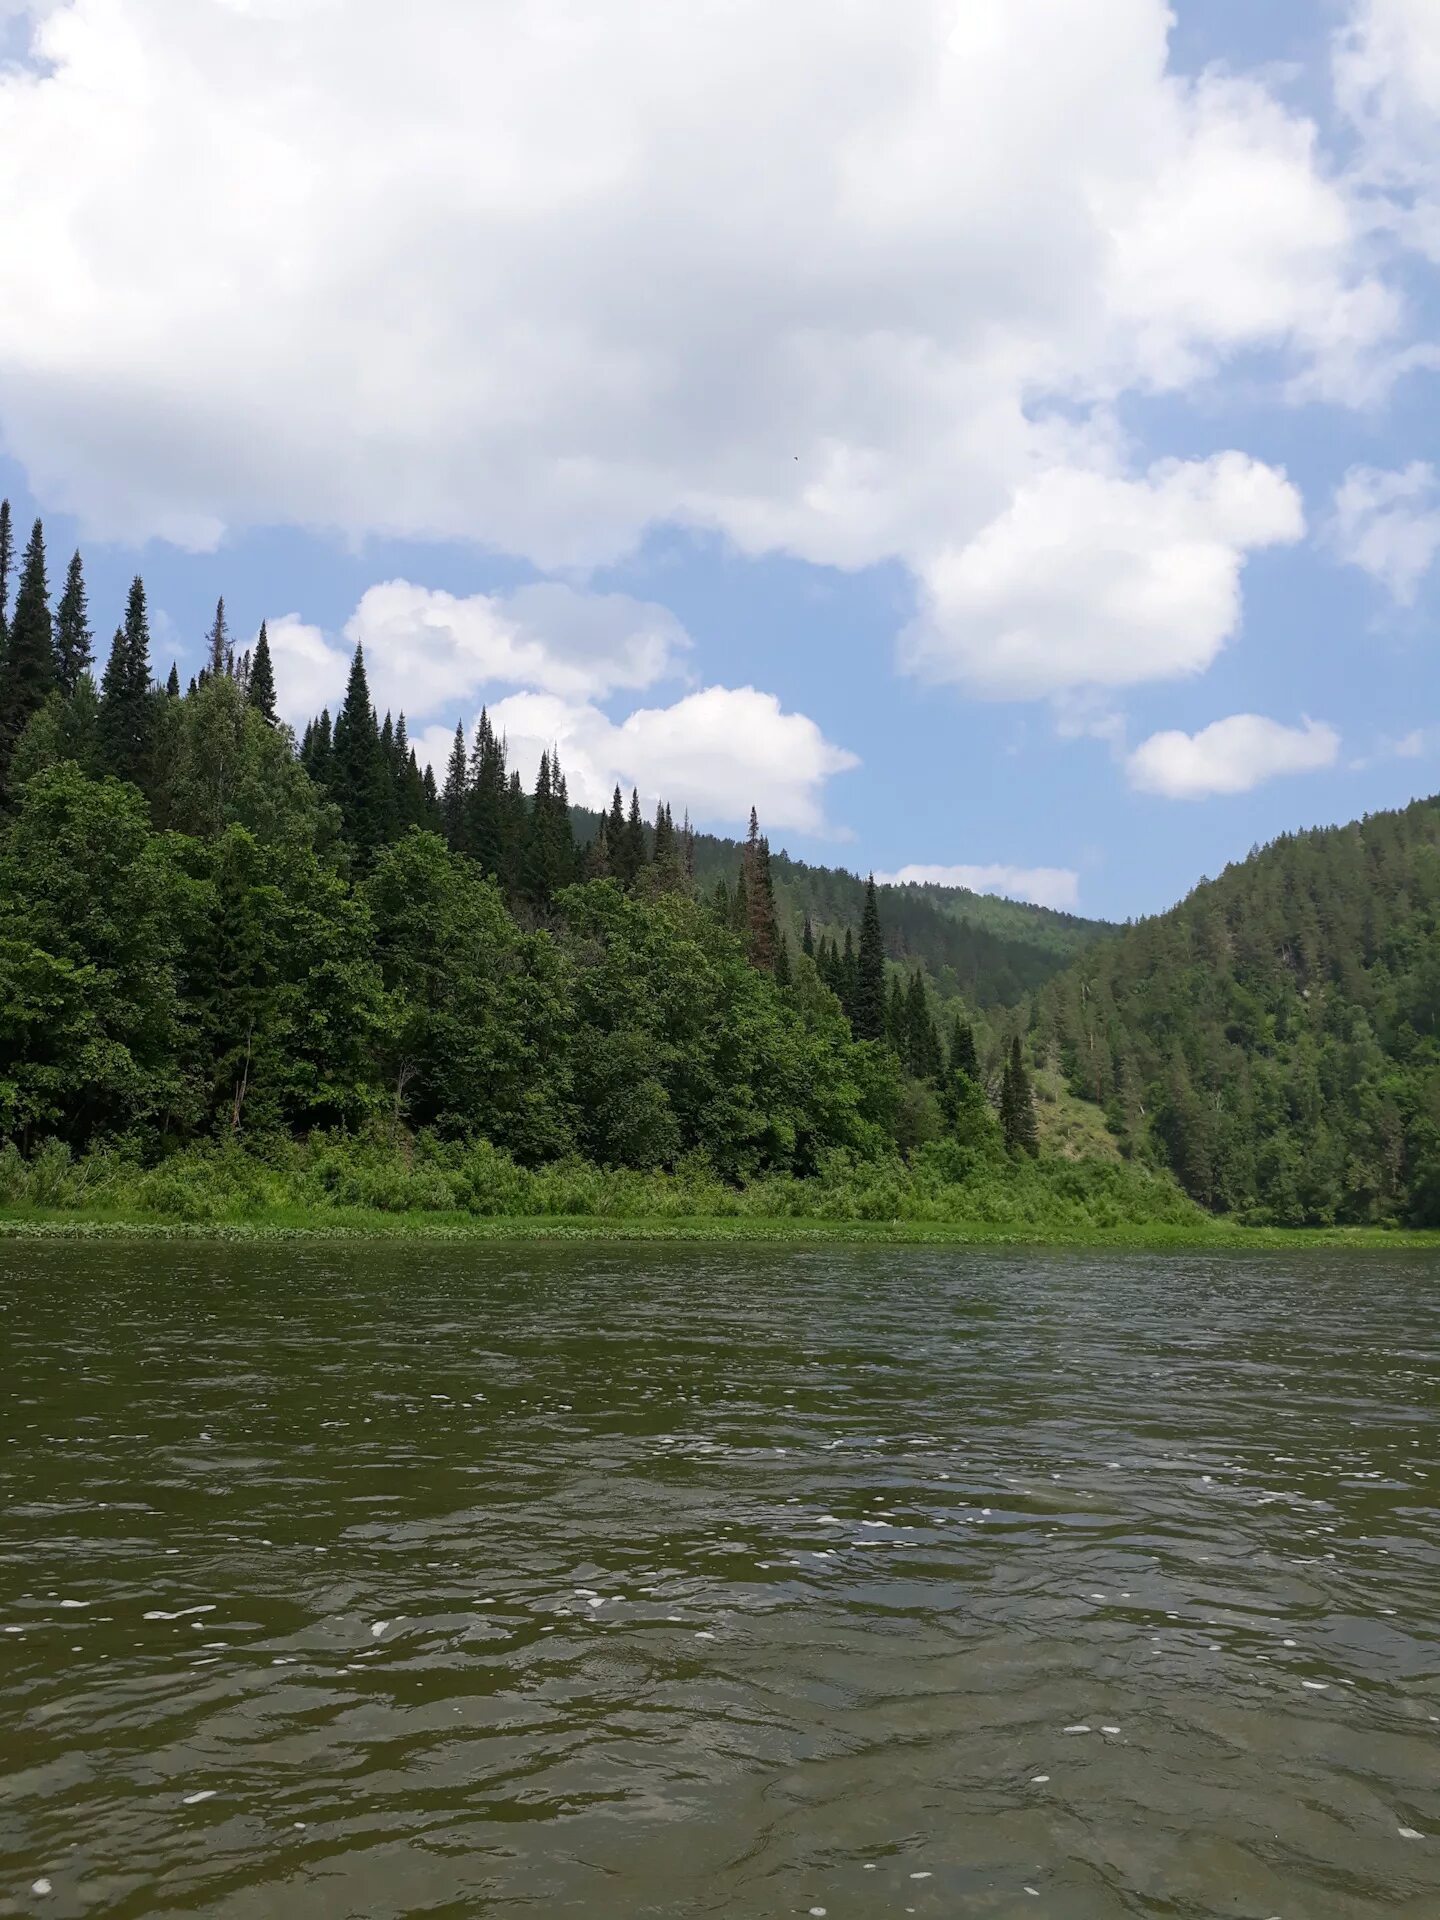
[{"xmin": 1, "ymin": 0, "xmax": 1437, "ymax": 921}]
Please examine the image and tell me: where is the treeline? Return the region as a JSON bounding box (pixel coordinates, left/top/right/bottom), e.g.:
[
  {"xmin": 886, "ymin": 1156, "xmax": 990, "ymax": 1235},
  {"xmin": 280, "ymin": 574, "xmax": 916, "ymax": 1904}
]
[
  {"xmin": 0, "ymin": 505, "xmax": 1048, "ymax": 1183},
  {"xmin": 1036, "ymin": 796, "xmax": 1440, "ymax": 1226}
]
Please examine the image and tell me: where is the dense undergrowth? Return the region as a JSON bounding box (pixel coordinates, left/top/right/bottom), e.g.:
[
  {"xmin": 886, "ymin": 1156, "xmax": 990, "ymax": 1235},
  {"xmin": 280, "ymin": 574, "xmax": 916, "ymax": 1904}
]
[{"xmin": 0, "ymin": 1132, "xmax": 1207, "ymax": 1233}]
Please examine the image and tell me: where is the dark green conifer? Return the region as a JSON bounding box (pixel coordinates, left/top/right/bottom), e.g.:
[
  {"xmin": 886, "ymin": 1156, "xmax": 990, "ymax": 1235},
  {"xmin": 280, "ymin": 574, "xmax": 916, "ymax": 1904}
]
[
  {"xmin": 585, "ymin": 814, "xmax": 612, "ymax": 878},
  {"xmin": 54, "ymin": 551, "xmax": 92, "ymax": 696},
  {"xmin": 774, "ymin": 933, "xmax": 792, "ymax": 990},
  {"xmin": 247, "ymin": 621, "xmax": 277, "ymax": 722},
  {"xmin": 205, "ymin": 597, "xmax": 230, "ymax": 679},
  {"xmin": 840, "ymin": 927, "xmax": 858, "ymax": 1017},
  {"xmin": 623, "ymin": 787, "xmax": 647, "ymax": 884},
  {"xmin": 851, "ymin": 873, "xmax": 887, "ymax": 1039},
  {"xmin": 330, "ymin": 643, "xmax": 395, "ymax": 861},
  {"xmin": 97, "ymin": 578, "xmax": 157, "ymax": 790},
  {"xmin": 0, "ymin": 517, "xmax": 54, "ymax": 781},
  {"xmin": 949, "ymin": 1015, "xmax": 979, "ymax": 1081},
  {"xmin": 801, "ymin": 913, "xmax": 815, "ymax": 959},
  {"xmin": 166, "ymin": 663, "xmax": 181, "ymax": 699},
  {"xmin": 0, "ymin": 497, "xmax": 12, "ymax": 655},
  {"xmin": 1000, "ymin": 1035, "xmax": 1039, "ymax": 1156},
  {"xmin": 441, "ymin": 722, "xmax": 468, "ymax": 848}
]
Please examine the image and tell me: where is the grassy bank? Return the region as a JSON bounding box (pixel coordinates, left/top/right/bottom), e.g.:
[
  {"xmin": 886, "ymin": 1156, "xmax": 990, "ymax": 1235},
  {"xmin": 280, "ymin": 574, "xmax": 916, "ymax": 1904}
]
[
  {"xmin": 1, "ymin": 1136, "xmax": 1436, "ymax": 1249},
  {"xmin": 1, "ymin": 1209, "xmax": 1436, "ymax": 1249}
]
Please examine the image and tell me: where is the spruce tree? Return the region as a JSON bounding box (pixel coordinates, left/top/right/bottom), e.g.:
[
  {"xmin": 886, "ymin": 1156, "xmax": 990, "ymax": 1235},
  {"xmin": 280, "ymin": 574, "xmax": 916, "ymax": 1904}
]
[
  {"xmin": 1000, "ymin": 1036, "xmax": 1039, "ymax": 1156},
  {"xmin": 681, "ymin": 809, "xmax": 696, "ymax": 885},
  {"xmin": 623, "ymin": 787, "xmax": 647, "ymax": 884},
  {"xmin": 840, "ymin": 927, "xmax": 858, "ymax": 1017},
  {"xmin": 851, "ymin": 874, "xmax": 886, "ymax": 1039},
  {"xmin": 887, "ymin": 974, "xmax": 906, "ymax": 1048},
  {"xmin": 302, "ymin": 708, "xmax": 333, "ymax": 785},
  {"xmin": 206, "ymin": 598, "xmax": 230, "ymax": 680},
  {"xmin": 330, "ymin": 643, "xmax": 395, "ymax": 862},
  {"xmin": 585, "ymin": 814, "xmax": 612, "ymax": 879},
  {"xmin": 166, "ymin": 663, "xmax": 181, "ymax": 699},
  {"xmin": 248, "ymin": 620, "xmax": 277, "ymax": 722},
  {"xmin": 97, "ymin": 578, "xmax": 157, "ymax": 790},
  {"xmin": 607, "ymin": 785, "xmax": 628, "ymax": 882},
  {"xmin": 54, "ymin": 551, "xmax": 93, "ymax": 696},
  {"xmin": 441, "ymin": 722, "xmax": 468, "ymax": 848},
  {"xmin": 0, "ymin": 517, "xmax": 54, "ymax": 780},
  {"xmin": 774, "ymin": 933, "xmax": 792, "ymax": 989},
  {"xmin": 0, "ymin": 497, "xmax": 12, "ymax": 656},
  {"xmin": 949, "ymin": 1015, "xmax": 979, "ymax": 1081},
  {"xmin": 801, "ymin": 914, "xmax": 815, "ymax": 960},
  {"xmin": 465, "ymin": 709, "xmax": 509, "ymax": 877}
]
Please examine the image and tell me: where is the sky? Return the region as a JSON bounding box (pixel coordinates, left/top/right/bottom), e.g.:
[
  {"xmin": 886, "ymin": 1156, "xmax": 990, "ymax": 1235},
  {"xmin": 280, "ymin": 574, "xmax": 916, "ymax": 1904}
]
[{"xmin": 0, "ymin": 0, "xmax": 1437, "ymax": 922}]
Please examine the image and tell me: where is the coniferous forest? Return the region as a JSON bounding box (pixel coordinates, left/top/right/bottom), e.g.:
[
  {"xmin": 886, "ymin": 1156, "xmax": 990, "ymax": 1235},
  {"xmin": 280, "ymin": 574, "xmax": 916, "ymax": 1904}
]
[{"xmin": 0, "ymin": 502, "xmax": 1435, "ymax": 1232}]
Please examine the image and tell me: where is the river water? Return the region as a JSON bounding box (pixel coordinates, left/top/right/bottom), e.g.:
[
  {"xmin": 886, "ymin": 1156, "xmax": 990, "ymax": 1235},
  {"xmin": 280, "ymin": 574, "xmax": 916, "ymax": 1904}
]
[{"xmin": 1, "ymin": 1243, "xmax": 1436, "ymax": 1918}]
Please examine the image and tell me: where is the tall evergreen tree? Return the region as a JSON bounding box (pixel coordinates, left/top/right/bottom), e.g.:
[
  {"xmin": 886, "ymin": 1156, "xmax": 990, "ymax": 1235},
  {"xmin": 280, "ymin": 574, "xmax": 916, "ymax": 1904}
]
[
  {"xmin": 1000, "ymin": 1035, "xmax": 1039, "ymax": 1156},
  {"xmin": 948, "ymin": 1015, "xmax": 979, "ymax": 1082},
  {"xmin": 465, "ymin": 709, "xmax": 509, "ymax": 877},
  {"xmin": 852, "ymin": 874, "xmax": 887, "ymax": 1039},
  {"xmin": 206, "ymin": 598, "xmax": 230, "ymax": 680},
  {"xmin": 97, "ymin": 578, "xmax": 157, "ymax": 791},
  {"xmin": 622, "ymin": 787, "xmax": 647, "ymax": 886},
  {"xmin": 247, "ymin": 620, "xmax": 277, "ymax": 723},
  {"xmin": 440, "ymin": 722, "xmax": 468, "ymax": 849},
  {"xmin": 801, "ymin": 914, "xmax": 815, "ymax": 960},
  {"xmin": 0, "ymin": 518, "xmax": 54, "ymax": 781},
  {"xmin": 166, "ymin": 663, "xmax": 181, "ymax": 699},
  {"xmin": 840, "ymin": 926, "xmax": 858, "ymax": 1017},
  {"xmin": 54, "ymin": 551, "xmax": 93, "ymax": 697},
  {"xmin": 330, "ymin": 644, "xmax": 395, "ymax": 861},
  {"xmin": 0, "ymin": 498, "xmax": 12, "ymax": 658},
  {"xmin": 585, "ymin": 814, "xmax": 612, "ymax": 879}
]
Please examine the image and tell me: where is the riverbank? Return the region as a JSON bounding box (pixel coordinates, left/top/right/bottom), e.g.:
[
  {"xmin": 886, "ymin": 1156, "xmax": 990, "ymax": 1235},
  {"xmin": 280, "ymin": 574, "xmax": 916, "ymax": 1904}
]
[{"xmin": 2, "ymin": 1206, "xmax": 1437, "ymax": 1249}]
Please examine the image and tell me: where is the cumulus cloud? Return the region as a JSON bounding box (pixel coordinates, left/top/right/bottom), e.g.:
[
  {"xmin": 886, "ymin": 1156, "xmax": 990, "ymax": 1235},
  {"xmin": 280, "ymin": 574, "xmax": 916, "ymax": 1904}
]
[
  {"xmin": 414, "ymin": 687, "xmax": 858, "ymax": 836},
  {"xmin": 0, "ymin": 0, "xmax": 1403, "ymax": 700},
  {"xmin": 902, "ymin": 455, "xmax": 1305, "ymax": 698},
  {"xmin": 1328, "ymin": 462, "xmax": 1440, "ymax": 604},
  {"xmin": 1335, "ymin": 0, "xmax": 1440, "ymax": 261},
  {"xmin": 1126, "ymin": 714, "xmax": 1340, "ymax": 799},
  {"xmin": 265, "ymin": 581, "xmax": 689, "ymax": 726},
  {"xmin": 874, "ymin": 863, "xmax": 1081, "ymax": 912}
]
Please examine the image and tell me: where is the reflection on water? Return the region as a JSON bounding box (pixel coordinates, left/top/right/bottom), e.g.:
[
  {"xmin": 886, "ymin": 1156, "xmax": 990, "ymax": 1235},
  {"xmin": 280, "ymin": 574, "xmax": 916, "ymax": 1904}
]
[{"xmin": 0, "ymin": 1243, "xmax": 1436, "ymax": 1917}]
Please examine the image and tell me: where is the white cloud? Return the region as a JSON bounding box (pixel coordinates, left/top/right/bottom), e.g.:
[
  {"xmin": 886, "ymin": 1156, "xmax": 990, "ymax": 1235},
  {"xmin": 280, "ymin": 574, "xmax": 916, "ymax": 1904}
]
[
  {"xmin": 415, "ymin": 687, "xmax": 857, "ymax": 836},
  {"xmin": 902, "ymin": 454, "xmax": 1305, "ymax": 698},
  {"xmin": 874, "ymin": 863, "xmax": 1081, "ymax": 911},
  {"xmin": 1126, "ymin": 714, "xmax": 1340, "ymax": 799},
  {"xmin": 265, "ymin": 581, "xmax": 689, "ymax": 726},
  {"xmin": 0, "ymin": 0, "xmax": 1401, "ymax": 699},
  {"xmin": 1335, "ymin": 0, "xmax": 1440, "ymax": 261},
  {"xmin": 1328, "ymin": 462, "xmax": 1440, "ymax": 604}
]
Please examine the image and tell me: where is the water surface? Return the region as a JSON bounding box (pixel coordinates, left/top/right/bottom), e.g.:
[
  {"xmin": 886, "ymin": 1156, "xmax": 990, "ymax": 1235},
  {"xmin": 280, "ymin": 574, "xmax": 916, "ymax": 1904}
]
[{"xmin": 1, "ymin": 1244, "xmax": 1437, "ymax": 1917}]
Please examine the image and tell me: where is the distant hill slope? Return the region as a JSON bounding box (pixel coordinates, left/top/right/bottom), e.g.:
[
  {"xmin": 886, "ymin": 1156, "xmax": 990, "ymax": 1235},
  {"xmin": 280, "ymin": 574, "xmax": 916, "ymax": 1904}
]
[
  {"xmin": 1035, "ymin": 794, "xmax": 1440, "ymax": 1227},
  {"xmin": 570, "ymin": 807, "xmax": 1113, "ymax": 1008}
]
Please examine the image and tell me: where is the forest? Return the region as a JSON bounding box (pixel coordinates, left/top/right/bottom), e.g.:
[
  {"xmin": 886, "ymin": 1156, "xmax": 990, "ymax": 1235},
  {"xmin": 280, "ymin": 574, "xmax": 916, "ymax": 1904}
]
[{"xmin": 0, "ymin": 499, "xmax": 1435, "ymax": 1231}]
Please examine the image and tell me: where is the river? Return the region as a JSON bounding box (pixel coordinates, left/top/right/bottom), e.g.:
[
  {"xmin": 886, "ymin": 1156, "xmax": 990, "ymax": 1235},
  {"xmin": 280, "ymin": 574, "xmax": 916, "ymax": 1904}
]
[{"xmin": 1, "ymin": 1243, "xmax": 1436, "ymax": 1917}]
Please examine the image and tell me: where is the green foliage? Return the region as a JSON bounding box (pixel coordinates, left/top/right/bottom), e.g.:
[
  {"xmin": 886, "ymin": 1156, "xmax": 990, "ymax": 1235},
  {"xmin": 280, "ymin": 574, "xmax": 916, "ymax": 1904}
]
[{"xmin": 1040, "ymin": 796, "xmax": 1440, "ymax": 1225}]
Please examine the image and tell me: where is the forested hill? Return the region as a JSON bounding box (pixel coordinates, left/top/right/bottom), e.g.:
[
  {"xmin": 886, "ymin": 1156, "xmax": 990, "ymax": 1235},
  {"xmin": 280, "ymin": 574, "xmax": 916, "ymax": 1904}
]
[
  {"xmin": 1035, "ymin": 794, "xmax": 1440, "ymax": 1227},
  {"xmin": 571, "ymin": 806, "xmax": 1111, "ymax": 1008}
]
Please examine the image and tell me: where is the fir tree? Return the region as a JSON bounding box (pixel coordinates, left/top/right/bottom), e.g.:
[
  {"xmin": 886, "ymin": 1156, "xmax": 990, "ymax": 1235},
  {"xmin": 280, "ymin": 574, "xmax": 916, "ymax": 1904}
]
[
  {"xmin": 0, "ymin": 518, "xmax": 54, "ymax": 780},
  {"xmin": 887, "ymin": 974, "xmax": 906, "ymax": 1048},
  {"xmin": 0, "ymin": 497, "xmax": 12, "ymax": 656},
  {"xmin": 585, "ymin": 814, "xmax": 612, "ymax": 879},
  {"xmin": 623, "ymin": 787, "xmax": 647, "ymax": 885},
  {"xmin": 205, "ymin": 598, "xmax": 230, "ymax": 680},
  {"xmin": 330, "ymin": 643, "xmax": 395, "ymax": 861},
  {"xmin": 681, "ymin": 809, "xmax": 696, "ymax": 885},
  {"xmin": 852, "ymin": 873, "xmax": 887, "ymax": 1039},
  {"xmin": 606, "ymin": 785, "xmax": 628, "ymax": 882},
  {"xmin": 97, "ymin": 578, "xmax": 157, "ymax": 790},
  {"xmin": 840, "ymin": 926, "xmax": 858, "ymax": 1017},
  {"xmin": 465, "ymin": 709, "xmax": 509, "ymax": 877},
  {"xmin": 54, "ymin": 551, "xmax": 93, "ymax": 696},
  {"xmin": 247, "ymin": 620, "xmax": 277, "ymax": 723},
  {"xmin": 774, "ymin": 933, "xmax": 792, "ymax": 990},
  {"xmin": 302, "ymin": 708, "xmax": 333, "ymax": 785},
  {"xmin": 440, "ymin": 722, "xmax": 468, "ymax": 849},
  {"xmin": 948, "ymin": 1015, "xmax": 979, "ymax": 1082},
  {"xmin": 801, "ymin": 914, "xmax": 815, "ymax": 959},
  {"xmin": 1000, "ymin": 1035, "xmax": 1039, "ymax": 1156},
  {"xmin": 166, "ymin": 663, "xmax": 181, "ymax": 699}
]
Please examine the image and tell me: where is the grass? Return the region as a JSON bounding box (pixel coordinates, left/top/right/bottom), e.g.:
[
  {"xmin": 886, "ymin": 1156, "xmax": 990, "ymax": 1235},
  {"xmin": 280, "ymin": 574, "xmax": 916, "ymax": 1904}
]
[
  {"xmin": 1, "ymin": 1204, "xmax": 1436, "ymax": 1251},
  {"xmin": 1, "ymin": 1135, "xmax": 1435, "ymax": 1250}
]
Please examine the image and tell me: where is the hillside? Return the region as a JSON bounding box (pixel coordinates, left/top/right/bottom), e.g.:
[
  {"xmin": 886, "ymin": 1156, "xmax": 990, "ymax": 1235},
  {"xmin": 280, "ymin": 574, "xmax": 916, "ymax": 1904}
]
[
  {"xmin": 1035, "ymin": 794, "xmax": 1440, "ymax": 1227},
  {"xmin": 572, "ymin": 807, "xmax": 1112, "ymax": 1008}
]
